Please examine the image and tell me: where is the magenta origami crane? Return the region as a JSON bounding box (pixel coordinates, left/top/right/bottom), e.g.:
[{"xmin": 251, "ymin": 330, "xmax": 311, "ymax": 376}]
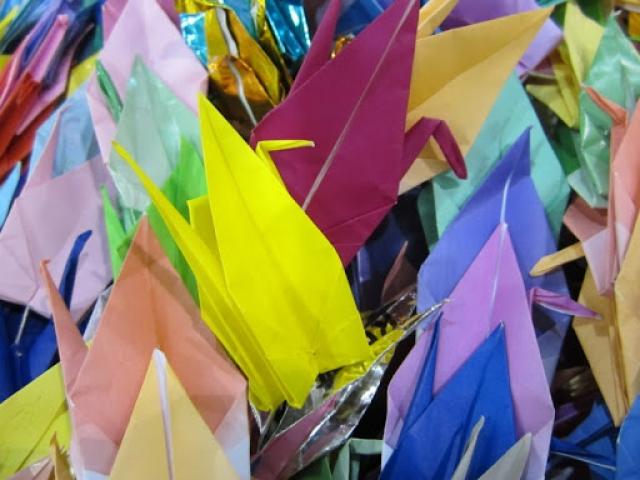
[{"xmin": 251, "ymin": 0, "xmax": 464, "ymax": 265}]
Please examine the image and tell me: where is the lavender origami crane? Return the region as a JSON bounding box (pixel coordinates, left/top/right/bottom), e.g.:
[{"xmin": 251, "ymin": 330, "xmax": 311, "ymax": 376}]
[{"xmin": 418, "ymin": 129, "xmax": 571, "ymax": 381}]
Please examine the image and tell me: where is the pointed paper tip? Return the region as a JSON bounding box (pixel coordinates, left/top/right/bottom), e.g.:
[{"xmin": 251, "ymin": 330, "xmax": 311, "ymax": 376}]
[
  {"xmin": 39, "ymin": 259, "xmax": 53, "ymax": 281},
  {"xmin": 539, "ymin": 5, "xmax": 554, "ymax": 18},
  {"xmin": 198, "ymin": 94, "xmax": 224, "ymax": 134},
  {"xmin": 515, "ymin": 5, "xmax": 553, "ymax": 26}
]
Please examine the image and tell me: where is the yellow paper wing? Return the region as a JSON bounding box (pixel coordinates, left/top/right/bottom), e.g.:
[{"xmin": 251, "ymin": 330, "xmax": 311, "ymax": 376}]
[
  {"xmin": 573, "ymin": 269, "xmax": 628, "ymax": 425},
  {"xmin": 66, "ymin": 54, "xmax": 97, "ymax": 97},
  {"xmin": 187, "ymin": 194, "xmax": 272, "ymax": 400},
  {"xmin": 564, "ymin": 2, "xmax": 604, "ymax": 85},
  {"xmin": 0, "ymin": 366, "xmax": 70, "ymax": 478},
  {"xmin": 113, "ymin": 143, "xmax": 281, "ymax": 409},
  {"xmin": 401, "ymin": 8, "xmax": 551, "ymax": 192},
  {"xmin": 530, "ymin": 242, "xmax": 585, "ymax": 276},
  {"xmin": 199, "ymin": 95, "xmax": 371, "ymax": 401},
  {"xmin": 110, "ymin": 351, "xmax": 238, "ymax": 479},
  {"xmin": 416, "ymin": 0, "xmax": 459, "ymax": 39},
  {"xmin": 614, "ymin": 215, "xmax": 640, "ymax": 410}
]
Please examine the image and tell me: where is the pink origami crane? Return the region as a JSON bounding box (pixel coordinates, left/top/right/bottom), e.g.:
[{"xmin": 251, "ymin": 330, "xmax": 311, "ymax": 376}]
[
  {"xmin": 41, "ymin": 218, "xmax": 249, "ymax": 479},
  {"xmin": 251, "ymin": 0, "xmax": 464, "ymax": 265},
  {"xmin": 0, "ymin": 156, "xmax": 112, "ymax": 319}
]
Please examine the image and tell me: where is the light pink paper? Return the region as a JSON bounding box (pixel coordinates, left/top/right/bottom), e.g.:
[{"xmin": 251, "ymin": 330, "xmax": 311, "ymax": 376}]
[
  {"xmin": 102, "ymin": 0, "xmax": 180, "ymax": 40},
  {"xmin": 0, "ymin": 158, "xmax": 113, "ymax": 319},
  {"xmin": 87, "ymin": 0, "xmax": 207, "ymax": 161}
]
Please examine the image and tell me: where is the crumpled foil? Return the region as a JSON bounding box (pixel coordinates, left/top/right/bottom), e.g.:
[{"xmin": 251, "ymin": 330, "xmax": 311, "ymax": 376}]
[{"xmin": 250, "ymin": 288, "xmax": 445, "ymax": 479}]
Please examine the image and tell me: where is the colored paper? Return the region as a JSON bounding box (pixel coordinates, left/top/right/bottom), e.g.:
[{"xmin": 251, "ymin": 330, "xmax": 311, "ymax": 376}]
[
  {"xmin": 41, "ymin": 218, "xmax": 249, "ymax": 478},
  {"xmin": 110, "ymin": 350, "xmax": 240, "ymax": 480},
  {"xmin": 417, "ymin": 130, "xmax": 571, "ymax": 381},
  {"xmin": 427, "ymin": 73, "xmax": 569, "ymax": 241},
  {"xmin": 252, "ymin": 0, "xmax": 464, "ymax": 265},
  {"xmin": 400, "ymin": 7, "xmax": 552, "ymax": 190}
]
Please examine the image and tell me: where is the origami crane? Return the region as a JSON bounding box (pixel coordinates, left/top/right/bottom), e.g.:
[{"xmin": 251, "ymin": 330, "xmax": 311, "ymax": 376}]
[
  {"xmin": 417, "ymin": 130, "xmax": 571, "ymax": 381},
  {"xmin": 109, "ymin": 350, "xmax": 240, "ymax": 480},
  {"xmin": 568, "ymin": 16, "xmax": 640, "ymax": 208},
  {"xmin": 102, "ymin": 58, "xmax": 206, "ymax": 297},
  {"xmin": 103, "ymin": 135, "xmax": 205, "ymax": 298},
  {"xmin": 400, "ymin": 6, "xmax": 552, "ymax": 191},
  {"xmin": 562, "ymin": 89, "xmax": 640, "ymax": 295},
  {"xmin": 41, "ymin": 218, "xmax": 250, "ymax": 479},
  {"xmin": 0, "ymin": 157, "xmax": 112, "ymax": 319},
  {"xmin": 527, "ymin": 2, "xmax": 604, "ymax": 128},
  {"xmin": 425, "ymin": 224, "xmax": 553, "ymax": 479},
  {"xmin": 252, "ymin": 0, "xmax": 465, "ymax": 265},
  {"xmin": 108, "ymin": 57, "xmax": 202, "ymax": 218},
  {"xmin": 531, "ymin": 92, "xmax": 640, "ymax": 425},
  {"xmin": 423, "ymin": 73, "xmax": 569, "ymax": 244},
  {"xmin": 561, "ymin": 222, "xmax": 640, "ymax": 426},
  {"xmin": 387, "ymin": 209, "xmax": 591, "ymax": 478},
  {"xmin": 115, "ymin": 95, "xmax": 371, "ymax": 410},
  {"xmin": 0, "ymin": 13, "xmax": 69, "ymax": 180},
  {"xmin": 381, "ymin": 322, "xmax": 517, "ymax": 479}
]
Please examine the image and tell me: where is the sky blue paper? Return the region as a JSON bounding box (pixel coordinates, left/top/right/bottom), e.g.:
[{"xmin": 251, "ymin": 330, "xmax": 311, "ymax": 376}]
[
  {"xmin": 0, "ymin": 163, "xmax": 21, "ymax": 228},
  {"xmin": 417, "ymin": 130, "xmax": 571, "ymax": 381},
  {"xmin": 180, "ymin": 13, "xmax": 208, "ymax": 67},
  {"xmin": 381, "ymin": 323, "xmax": 516, "ymax": 479},
  {"xmin": 431, "ymin": 73, "xmax": 569, "ymax": 241},
  {"xmin": 266, "ymin": 0, "xmax": 310, "ymax": 63},
  {"xmin": 0, "ymin": 0, "xmax": 26, "ymax": 20},
  {"xmin": 27, "ymin": 85, "xmax": 99, "ymax": 181},
  {"xmin": 617, "ymin": 396, "xmax": 640, "ymax": 479}
]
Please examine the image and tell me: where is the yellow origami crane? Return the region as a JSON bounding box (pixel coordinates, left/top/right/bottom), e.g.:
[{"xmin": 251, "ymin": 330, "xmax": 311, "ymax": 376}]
[
  {"xmin": 401, "ymin": 5, "xmax": 552, "ymax": 191},
  {"xmin": 532, "ymin": 212, "xmax": 640, "ymax": 425},
  {"xmin": 110, "ymin": 350, "xmax": 239, "ymax": 479},
  {"xmin": 0, "ymin": 366, "xmax": 70, "ymax": 478},
  {"xmin": 527, "ymin": 2, "xmax": 604, "ymax": 128},
  {"xmin": 113, "ymin": 95, "xmax": 371, "ymax": 410}
]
